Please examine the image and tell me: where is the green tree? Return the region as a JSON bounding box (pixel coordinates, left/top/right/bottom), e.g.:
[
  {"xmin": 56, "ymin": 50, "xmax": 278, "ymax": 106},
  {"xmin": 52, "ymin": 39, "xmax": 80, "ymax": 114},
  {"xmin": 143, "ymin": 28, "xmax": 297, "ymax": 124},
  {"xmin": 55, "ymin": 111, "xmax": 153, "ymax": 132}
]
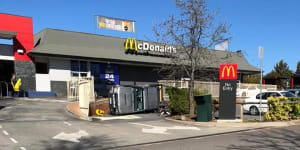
[
  {"xmin": 153, "ymin": 0, "xmax": 230, "ymax": 115},
  {"xmin": 265, "ymin": 60, "xmax": 293, "ymax": 89},
  {"xmin": 296, "ymin": 61, "xmax": 300, "ymax": 74},
  {"xmin": 274, "ymin": 60, "xmax": 293, "ymax": 77}
]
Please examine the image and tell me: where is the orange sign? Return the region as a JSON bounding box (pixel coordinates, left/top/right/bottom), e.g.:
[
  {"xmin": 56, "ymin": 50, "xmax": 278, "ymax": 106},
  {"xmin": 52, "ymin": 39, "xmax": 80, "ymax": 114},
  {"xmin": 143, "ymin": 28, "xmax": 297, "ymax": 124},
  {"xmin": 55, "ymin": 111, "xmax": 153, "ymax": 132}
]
[{"xmin": 219, "ymin": 64, "xmax": 237, "ymax": 80}]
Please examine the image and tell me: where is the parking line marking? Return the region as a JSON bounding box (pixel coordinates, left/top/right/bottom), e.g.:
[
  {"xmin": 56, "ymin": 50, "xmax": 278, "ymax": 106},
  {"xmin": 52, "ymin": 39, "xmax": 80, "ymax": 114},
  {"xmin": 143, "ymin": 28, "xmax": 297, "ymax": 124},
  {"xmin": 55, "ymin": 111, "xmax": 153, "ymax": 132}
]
[
  {"xmin": 20, "ymin": 147, "xmax": 27, "ymax": 150},
  {"xmin": 3, "ymin": 130, "xmax": 9, "ymax": 135},
  {"xmin": 10, "ymin": 138, "xmax": 18, "ymax": 144},
  {"xmin": 64, "ymin": 121, "xmax": 72, "ymax": 126}
]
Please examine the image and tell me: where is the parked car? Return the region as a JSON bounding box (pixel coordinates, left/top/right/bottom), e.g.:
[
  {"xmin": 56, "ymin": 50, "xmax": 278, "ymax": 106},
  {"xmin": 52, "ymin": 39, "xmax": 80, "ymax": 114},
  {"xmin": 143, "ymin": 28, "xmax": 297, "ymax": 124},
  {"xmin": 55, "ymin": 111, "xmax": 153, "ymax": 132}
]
[
  {"xmin": 243, "ymin": 91, "xmax": 296, "ymax": 115},
  {"xmin": 285, "ymin": 89, "xmax": 300, "ymax": 97}
]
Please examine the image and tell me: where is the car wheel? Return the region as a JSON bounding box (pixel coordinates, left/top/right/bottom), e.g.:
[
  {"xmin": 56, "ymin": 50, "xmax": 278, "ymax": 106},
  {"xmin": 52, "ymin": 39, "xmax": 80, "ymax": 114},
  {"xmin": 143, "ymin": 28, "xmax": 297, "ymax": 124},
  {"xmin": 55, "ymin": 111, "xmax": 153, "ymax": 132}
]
[{"xmin": 249, "ymin": 106, "xmax": 259, "ymax": 115}]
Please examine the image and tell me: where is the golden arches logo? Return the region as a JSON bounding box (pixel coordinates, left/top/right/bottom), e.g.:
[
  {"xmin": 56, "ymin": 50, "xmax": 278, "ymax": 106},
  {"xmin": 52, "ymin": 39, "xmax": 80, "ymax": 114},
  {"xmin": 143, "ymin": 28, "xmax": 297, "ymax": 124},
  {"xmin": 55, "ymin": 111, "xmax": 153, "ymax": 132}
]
[
  {"xmin": 221, "ymin": 65, "xmax": 235, "ymax": 78},
  {"xmin": 125, "ymin": 37, "xmax": 137, "ymax": 51},
  {"xmin": 96, "ymin": 109, "xmax": 104, "ymax": 116}
]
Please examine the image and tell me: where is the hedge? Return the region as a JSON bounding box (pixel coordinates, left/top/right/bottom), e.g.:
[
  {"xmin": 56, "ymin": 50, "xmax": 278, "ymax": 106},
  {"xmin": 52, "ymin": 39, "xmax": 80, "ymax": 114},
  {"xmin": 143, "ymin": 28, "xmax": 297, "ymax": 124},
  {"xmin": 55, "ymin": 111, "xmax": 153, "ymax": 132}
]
[{"xmin": 264, "ymin": 97, "xmax": 300, "ymax": 121}]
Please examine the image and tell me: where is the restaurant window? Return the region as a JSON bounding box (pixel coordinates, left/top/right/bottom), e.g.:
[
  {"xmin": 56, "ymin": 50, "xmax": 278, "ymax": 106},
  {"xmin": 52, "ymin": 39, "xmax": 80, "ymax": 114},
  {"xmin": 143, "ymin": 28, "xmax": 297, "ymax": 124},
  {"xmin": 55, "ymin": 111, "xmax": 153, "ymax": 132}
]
[
  {"xmin": 71, "ymin": 60, "xmax": 88, "ymax": 77},
  {"xmin": 35, "ymin": 62, "xmax": 48, "ymax": 74}
]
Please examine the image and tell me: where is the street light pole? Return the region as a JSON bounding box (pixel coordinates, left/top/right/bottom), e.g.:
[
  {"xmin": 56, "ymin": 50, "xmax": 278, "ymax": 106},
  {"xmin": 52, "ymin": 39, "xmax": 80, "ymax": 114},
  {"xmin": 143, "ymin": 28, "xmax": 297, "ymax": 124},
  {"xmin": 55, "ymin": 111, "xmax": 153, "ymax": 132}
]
[{"xmin": 259, "ymin": 46, "xmax": 264, "ymax": 121}]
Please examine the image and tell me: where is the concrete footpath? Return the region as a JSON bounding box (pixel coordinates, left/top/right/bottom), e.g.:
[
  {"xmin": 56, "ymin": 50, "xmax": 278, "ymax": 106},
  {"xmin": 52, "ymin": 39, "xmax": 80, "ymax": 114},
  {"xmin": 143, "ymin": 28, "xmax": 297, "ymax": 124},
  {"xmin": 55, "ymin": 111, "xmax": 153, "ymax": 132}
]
[{"xmin": 165, "ymin": 117, "xmax": 300, "ymax": 128}]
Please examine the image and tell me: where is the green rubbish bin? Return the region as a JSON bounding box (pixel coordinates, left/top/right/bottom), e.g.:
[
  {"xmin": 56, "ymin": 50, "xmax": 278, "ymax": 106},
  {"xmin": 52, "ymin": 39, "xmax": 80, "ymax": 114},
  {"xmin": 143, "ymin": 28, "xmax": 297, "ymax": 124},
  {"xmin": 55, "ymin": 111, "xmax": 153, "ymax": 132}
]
[{"xmin": 194, "ymin": 94, "xmax": 212, "ymax": 122}]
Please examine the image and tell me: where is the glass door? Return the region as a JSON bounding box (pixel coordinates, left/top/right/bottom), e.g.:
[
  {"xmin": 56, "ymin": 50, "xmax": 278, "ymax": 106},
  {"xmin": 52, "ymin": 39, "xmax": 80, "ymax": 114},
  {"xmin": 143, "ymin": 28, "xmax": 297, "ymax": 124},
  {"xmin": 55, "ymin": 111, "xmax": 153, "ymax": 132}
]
[{"xmin": 134, "ymin": 87, "xmax": 144, "ymax": 111}]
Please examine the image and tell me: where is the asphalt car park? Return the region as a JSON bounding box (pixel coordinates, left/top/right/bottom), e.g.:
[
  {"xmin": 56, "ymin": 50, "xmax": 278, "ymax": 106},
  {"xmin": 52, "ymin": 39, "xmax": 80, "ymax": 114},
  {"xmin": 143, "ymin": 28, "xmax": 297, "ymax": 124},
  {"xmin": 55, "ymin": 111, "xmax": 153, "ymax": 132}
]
[{"xmin": 0, "ymin": 98, "xmax": 270, "ymax": 150}]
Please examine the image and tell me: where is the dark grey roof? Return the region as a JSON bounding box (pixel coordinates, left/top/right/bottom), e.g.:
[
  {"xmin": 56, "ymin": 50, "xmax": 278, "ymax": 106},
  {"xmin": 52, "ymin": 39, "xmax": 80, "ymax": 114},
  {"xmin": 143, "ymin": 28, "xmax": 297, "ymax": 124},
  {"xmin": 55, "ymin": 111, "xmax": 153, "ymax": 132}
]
[
  {"xmin": 0, "ymin": 30, "xmax": 17, "ymax": 39},
  {"xmin": 30, "ymin": 28, "xmax": 260, "ymax": 73}
]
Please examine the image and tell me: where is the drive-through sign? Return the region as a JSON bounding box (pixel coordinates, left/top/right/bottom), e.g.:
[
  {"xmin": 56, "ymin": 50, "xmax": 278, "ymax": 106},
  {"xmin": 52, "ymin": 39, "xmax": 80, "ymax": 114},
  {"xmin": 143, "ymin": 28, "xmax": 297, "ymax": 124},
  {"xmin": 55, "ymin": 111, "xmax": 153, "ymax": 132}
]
[{"xmin": 219, "ymin": 64, "xmax": 238, "ymax": 120}]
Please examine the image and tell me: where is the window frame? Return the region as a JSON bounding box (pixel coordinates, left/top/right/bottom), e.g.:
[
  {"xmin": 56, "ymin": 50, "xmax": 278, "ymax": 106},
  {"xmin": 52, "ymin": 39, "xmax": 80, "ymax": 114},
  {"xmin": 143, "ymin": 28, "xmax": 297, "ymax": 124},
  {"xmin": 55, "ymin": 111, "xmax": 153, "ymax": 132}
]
[{"xmin": 70, "ymin": 60, "xmax": 89, "ymax": 78}]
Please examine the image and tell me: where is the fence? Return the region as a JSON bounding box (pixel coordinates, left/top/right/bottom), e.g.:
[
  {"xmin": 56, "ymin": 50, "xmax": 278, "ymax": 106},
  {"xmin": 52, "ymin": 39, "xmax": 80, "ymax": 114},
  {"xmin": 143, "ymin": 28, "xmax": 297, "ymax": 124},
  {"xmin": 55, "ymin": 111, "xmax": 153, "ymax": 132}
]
[
  {"xmin": 67, "ymin": 77, "xmax": 95, "ymax": 101},
  {"xmin": 158, "ymin": 80, "xmax": 277, "ymax": 100}
]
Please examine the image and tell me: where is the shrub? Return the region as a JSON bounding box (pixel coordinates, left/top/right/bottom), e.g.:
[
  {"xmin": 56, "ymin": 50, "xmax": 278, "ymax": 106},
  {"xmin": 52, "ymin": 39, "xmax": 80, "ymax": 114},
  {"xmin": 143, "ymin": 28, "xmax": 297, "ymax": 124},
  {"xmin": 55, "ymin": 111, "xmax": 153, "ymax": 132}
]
[
  {"xmin": 166, "ymin": 87, "xmax": 209, "ymax": 115},
  {"xmin": 264, "ymin": 97, "xmax": 300, "ymax": 121},
  {"xmin": 290, "ymin": 104, "xmax": 300, "ymax": 119},
  {"xmin": 288, "ymin": 97, "xmax": 300, "ymax": 101},
  {"xmin": 166, "ymin": 87, "xmax": 189, "ymax": 115}
]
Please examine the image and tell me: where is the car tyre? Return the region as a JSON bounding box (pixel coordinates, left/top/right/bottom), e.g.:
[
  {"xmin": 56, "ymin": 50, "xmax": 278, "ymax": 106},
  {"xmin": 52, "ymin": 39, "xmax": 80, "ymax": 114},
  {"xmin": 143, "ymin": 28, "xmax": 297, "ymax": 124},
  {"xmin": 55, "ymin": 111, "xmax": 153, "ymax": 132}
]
[{"xmin": 249, "ymin": 106, "xmax": 259, "ymax": 115}]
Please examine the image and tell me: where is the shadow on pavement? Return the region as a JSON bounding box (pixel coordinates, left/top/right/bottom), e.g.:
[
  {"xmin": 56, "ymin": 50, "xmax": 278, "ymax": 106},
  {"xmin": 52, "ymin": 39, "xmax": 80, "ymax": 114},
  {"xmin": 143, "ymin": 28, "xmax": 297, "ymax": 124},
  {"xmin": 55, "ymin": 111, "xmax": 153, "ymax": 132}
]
[
  {"xmin": 0, "ymin": 106, "xmax": 5, "ymax": 110},
  {"xmin": 40, "ymin": 135, "xmax": 121, "ymax": 150},
  {"xmin": 225, "ymin": 126, "xmax": 300, "ymax": 150}
]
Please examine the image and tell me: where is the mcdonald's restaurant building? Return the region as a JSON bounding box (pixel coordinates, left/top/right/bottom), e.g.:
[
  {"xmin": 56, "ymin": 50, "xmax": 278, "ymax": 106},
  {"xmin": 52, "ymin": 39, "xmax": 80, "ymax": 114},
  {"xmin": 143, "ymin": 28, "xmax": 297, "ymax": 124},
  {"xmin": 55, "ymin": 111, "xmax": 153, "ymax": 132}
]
[
  {"xmin": 29, "ymin": 28, "xmax": 260, "ymax": 97},
  {"xmin": 0, "ymin": 13, "xmax": 260, "ymax": 97}
]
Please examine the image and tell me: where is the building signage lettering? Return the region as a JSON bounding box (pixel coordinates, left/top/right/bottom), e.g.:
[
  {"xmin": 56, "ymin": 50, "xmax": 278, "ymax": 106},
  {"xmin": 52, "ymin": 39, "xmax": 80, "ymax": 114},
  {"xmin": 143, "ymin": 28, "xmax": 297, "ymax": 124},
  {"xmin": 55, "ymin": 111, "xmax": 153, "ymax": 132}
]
[
  {"xmin": 124, "ymin": 37, "xmax": 176, "ymax": 54},
  {"xmin": 105, "ymin": 74, "xmax": 115, "ymax": 82},
  {"xmin": 222, "ymin": 82, "xmax": 233, "ymax": 91}
]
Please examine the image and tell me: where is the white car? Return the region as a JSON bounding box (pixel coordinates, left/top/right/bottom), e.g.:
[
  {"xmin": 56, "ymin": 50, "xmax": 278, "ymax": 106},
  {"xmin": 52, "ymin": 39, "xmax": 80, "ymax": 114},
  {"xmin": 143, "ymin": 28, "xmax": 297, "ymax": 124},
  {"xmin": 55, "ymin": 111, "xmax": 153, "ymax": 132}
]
[{"xmin": 243, "ymin": 91, "xmax": 296, "ymax": 115}]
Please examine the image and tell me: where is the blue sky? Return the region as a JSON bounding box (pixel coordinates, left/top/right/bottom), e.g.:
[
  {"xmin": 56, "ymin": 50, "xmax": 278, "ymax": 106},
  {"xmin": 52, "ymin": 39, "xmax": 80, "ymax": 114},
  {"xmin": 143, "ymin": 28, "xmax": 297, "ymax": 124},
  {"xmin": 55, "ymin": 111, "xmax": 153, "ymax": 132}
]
[{"xmin": 1, "ymin": 0, "xmax": 299, "ymax": 74}]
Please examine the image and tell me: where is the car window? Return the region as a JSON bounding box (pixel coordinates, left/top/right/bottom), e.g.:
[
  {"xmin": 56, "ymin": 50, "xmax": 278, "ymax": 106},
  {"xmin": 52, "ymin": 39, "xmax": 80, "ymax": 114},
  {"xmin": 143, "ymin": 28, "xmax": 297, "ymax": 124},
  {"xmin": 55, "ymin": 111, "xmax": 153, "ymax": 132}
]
[
  {"xmin": 256, "ymin": 92, "xmax": 270, "ymax": 99},
  {"xmin": 264, "ymin": 93, "xmax": 271, "ymax": 99},
  {"xmin": 258, "ymin": 93, "xmax": 267, "ymax": 99},
  {"xmin": 256, "ymin": 93, "xmax": 263, "ymax": 99},
  {"xmin": 269, "ymin": 92, "xmax": 278, "ymax": 97},
  {"xmin": 293, "ymin": 91, "xmax": 300, "ymax": 97},
  {"xmin": 280, "ymin": 92, "xmax": 296, "ymax": 97},
  {"xmin": 256, "ymin": 93, "xmax": 261, "ymax": 99},
  {"xmin": 289, "ymin": 91, "xmax": 296, "ymax": 94}
]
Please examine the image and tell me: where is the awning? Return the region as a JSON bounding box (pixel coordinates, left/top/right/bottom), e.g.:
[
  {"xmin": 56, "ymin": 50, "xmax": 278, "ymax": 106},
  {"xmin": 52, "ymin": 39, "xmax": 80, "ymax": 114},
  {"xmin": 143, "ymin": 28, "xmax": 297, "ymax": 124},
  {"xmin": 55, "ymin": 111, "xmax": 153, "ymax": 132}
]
[{"xmin": 0, "ymin": 30, "xmax": 17, "ymax": 39}]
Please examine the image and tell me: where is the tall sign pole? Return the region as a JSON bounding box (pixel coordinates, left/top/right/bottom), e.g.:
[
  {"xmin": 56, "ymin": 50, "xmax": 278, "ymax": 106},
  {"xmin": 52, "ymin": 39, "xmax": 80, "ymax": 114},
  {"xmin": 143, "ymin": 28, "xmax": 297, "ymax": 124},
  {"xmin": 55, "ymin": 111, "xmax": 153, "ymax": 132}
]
[
  {"xmin": 219, "ymin": 64, "xmax": 238, "ymax": 120},
  {"xmin": 258, "ymin": 46, "xmax": 264, "ymax": 121}
]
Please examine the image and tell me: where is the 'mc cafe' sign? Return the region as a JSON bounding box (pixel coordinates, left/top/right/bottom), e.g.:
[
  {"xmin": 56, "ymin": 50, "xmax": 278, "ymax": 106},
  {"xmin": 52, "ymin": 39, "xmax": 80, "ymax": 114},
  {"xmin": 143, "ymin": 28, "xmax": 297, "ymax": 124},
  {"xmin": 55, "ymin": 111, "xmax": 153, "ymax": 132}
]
[
  {"xmin": 124, "ymin": 37, "xmax": 177, "ymax": 56},
  {"xmin": 219, "ymin": 64, "xmax": 238, "ymax": 120}
]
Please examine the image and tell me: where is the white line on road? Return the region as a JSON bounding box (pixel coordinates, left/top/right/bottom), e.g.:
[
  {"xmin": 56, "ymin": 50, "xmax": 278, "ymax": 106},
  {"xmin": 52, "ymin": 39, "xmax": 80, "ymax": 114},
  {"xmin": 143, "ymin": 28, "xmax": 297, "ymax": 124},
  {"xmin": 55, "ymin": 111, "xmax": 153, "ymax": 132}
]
[
  {"xmin": 64, "ymin": 121, "xmax": 72, "ymax": 126},
  {"xmin": 0, "ymin": 125, "xmax": 2, "ymax": 128},
  {"xmin": 19, "ymin": 147, "xmax": 27, "ymax": 150},
  {"xmin": 53, "ymin": 130, "xmax": 89, "ymax": 143},
  {"xmin": 3, "ymin": 130, "xmax": 9, "ymax": 135},
  {"xmin": 130, "ymin": 123, "xmax": 200, "ymax": 134},
  {"xmin": 10, "ymin": 138, "xmax": 18, "ymax": 144}
]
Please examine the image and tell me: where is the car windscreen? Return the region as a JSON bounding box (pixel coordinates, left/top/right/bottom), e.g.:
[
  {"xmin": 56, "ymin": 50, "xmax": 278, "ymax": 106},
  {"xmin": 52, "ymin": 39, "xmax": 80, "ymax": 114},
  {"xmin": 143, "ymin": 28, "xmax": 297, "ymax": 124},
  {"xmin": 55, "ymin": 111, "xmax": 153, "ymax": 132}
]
[{"xmin": 280, "ymin": 92, "xmax": 296, "ymax": 97}]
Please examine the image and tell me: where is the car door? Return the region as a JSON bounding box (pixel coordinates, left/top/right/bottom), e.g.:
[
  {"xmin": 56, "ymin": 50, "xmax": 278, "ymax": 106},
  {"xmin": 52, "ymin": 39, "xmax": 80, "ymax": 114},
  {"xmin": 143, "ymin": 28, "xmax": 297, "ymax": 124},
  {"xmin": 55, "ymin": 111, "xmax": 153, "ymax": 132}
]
[{"xmin": 254, "ymin": 92, "xmax": 269, "ymax": 112}]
